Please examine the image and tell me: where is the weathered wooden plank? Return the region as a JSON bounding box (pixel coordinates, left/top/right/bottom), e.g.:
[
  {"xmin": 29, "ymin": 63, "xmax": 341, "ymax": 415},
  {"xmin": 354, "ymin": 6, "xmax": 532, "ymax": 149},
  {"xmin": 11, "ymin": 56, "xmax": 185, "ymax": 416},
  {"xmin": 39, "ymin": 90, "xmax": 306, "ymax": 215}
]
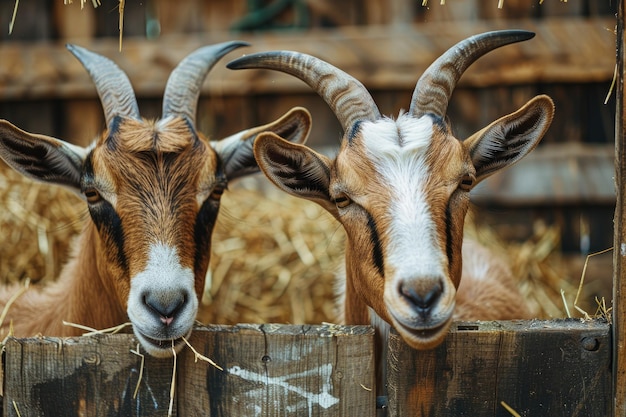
[
  {"xmin": 472, "ymin": 143, "xmax": 615, "ymax": 206},
  {"xmin": 53, "ymin": 1, "xmax": 96, "ymax": 40},
  {"xmin": 3, "ymin": 324, "xmax": 375, "ymax": 417},
  {"xmin": 178, "ymin": 324, "xmax": 375, "ymax": 417},
  {"xmin": 4, "ymin": 334, "xmax": 175, "ymax": 417},
  {"xmin": 0, "ymin": 0, "xmax": 52, "ymax": 42},
  {"xmin": 0, "ymin": 17, "xmax": 615, "ymax": 100},
  {"xmin": 614, "ymin": 1, "xmax": 626, "ymax": 415},
  {"xmin": 387, "ymin": 319, "xmax": 611, "ymax": 417},
  {"xmin": 61, "ymin": 99, "xmax": 104, "ymax": 147}
]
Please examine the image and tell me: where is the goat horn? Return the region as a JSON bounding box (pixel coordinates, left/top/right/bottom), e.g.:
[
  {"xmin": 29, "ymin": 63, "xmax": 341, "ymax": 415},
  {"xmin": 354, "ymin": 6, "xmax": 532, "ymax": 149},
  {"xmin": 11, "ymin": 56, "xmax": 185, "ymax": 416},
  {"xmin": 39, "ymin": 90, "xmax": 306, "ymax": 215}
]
[
  {"xmin": 409, "ymin": 30, "xmax": 534, "ymax": 119},
  {"xmin": 67, "ymin": 44, "xmax": 140, "ymax": 129},
  {"xmin": 162, "ymin": 41, "xmax": 249, "ymax": 126},
  {"xmin": 227, "ymin": 51, "xmax": 381, "ymax": 133}
]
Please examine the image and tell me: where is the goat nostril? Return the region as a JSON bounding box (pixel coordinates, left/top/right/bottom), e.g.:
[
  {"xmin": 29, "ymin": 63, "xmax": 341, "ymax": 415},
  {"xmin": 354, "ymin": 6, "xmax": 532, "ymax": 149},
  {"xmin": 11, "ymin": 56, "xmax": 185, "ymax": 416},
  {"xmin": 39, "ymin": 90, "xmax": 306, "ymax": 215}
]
[
  {"xmin": 144, "ymin": 293, "xmax": 186, "ymax": 325},
  {"xmin": 399, "ymin": 280, "xmax": 443, "ymax": 312}
]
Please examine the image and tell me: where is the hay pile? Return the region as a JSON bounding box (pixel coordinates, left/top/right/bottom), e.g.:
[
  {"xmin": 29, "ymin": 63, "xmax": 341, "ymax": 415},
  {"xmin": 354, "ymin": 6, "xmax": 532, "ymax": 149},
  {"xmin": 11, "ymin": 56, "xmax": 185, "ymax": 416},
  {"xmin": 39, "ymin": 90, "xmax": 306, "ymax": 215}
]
[
  {"xmin": 200, "ymin": 182, "xmax": 345, "ymax": 324},
  {"xmin": 0, "ymin": 159, "xmax": 590, "ymax": 325},
  {"xmin": 0, "ymin": 161, "xmax": 84, "ymax": 285}
]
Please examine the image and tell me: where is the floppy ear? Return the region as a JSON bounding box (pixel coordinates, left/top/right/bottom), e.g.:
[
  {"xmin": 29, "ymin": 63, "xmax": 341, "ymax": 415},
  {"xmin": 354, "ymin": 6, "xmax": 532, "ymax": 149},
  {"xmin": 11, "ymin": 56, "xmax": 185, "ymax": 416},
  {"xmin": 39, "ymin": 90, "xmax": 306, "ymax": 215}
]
[
  {"xmin": 0, "ymin": 120, "xmax": 88, "ymax": 194},
  {"xmin": 213, "ymin": 106, "xmax": 312, "ymax": 181},
  {"xmin": 253, "ymin": 131, "xmax": 337, "ymax": 214},
  {"xmin": 465, "ymin": 95, "xmax": 554, "ymax": 183}
]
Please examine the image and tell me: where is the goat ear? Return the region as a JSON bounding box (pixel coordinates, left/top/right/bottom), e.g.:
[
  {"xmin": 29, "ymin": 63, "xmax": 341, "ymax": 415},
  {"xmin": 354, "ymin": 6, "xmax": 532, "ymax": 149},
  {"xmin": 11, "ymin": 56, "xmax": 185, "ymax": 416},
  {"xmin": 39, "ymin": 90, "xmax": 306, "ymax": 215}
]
[
  {"xmin": 0, "ymin": 120, "xmax": 88, "ymax": 193},
  {"xmin": 214, "ymin": 106, "xmax": 312, "ymax": 181},
  {"xmin": 465, "ymin": 95, "xmax": 554, "ymax": 183},
  {"xmin": 254, "ymin": 131, "xmax": 336, "ymax": 213}
]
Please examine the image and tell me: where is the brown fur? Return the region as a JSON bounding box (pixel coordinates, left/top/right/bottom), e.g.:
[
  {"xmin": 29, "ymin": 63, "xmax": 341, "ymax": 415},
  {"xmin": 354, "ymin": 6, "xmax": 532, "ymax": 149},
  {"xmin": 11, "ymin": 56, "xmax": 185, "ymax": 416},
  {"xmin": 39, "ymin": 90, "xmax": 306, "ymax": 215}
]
[
  {"xmin": 0, "ymin": 224, "xmax": 127, "ymax": 337},
  {"xmin": 455, "ymin": 239, "xmax": 531, "ymax": 320},
  {"xmin": 0, "ymin": 117, "xmax": 219, "ymax": 338}
]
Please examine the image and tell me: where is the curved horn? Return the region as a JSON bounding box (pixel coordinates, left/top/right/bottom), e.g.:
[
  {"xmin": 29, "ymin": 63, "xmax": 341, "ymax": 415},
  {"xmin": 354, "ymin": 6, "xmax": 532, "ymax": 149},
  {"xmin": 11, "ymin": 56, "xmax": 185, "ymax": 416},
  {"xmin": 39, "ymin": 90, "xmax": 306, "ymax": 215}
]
[
  {"xmin": 66, "ymin": 44, "xmax": 140, "ymax": 129},
  {"xmin": 228, "ymin": 51, "xmax": 381, "ymax": 133},
  {"xmin": 162, "ymin": 41, "xmax": 249, "ymax": 126},
  {"xmin": 409, "ymin": 30, "xmax": 535, "ymax": 119}
]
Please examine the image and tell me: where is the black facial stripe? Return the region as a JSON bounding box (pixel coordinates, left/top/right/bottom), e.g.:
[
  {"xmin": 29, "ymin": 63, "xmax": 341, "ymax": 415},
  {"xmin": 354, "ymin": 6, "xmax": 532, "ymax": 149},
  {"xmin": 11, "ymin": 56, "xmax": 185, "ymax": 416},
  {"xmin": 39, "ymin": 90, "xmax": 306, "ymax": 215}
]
[
  {"xmin": 445, "ymin": 196, "xmax": 454, "ymax": 275},
  {"xmin": 365, "ymin": 210, "xmax": 385, "ymax": 277},
  {"xmin": 89, "ymin": 201, "xmax": 128, "ymax": 274},
  {"xmin": 193, "ymin": 198, "xmax": 221, "ymax": 274},
  {"xmin": 82, "ymin": 152, "xmax": 128, "ymax": 273}
]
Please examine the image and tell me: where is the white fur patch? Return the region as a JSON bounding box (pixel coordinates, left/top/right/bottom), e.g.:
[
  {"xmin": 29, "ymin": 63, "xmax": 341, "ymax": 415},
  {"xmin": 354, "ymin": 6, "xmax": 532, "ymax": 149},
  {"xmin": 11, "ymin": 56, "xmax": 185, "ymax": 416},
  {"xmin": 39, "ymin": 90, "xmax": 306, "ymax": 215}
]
[
  {"xmin": 360, "ymin": 114, "xmax": 445, "ymax": 279},
  {"xmin": 127, "ymin": 243, "xmax": 198, "ymax": 347},
  {"xmin": 132, "ymin": 243, "xmax": 195, "ymax": 295},
  {"xmin": 361, "ymin": 115, "xmax": 433, "ymax": 161}
]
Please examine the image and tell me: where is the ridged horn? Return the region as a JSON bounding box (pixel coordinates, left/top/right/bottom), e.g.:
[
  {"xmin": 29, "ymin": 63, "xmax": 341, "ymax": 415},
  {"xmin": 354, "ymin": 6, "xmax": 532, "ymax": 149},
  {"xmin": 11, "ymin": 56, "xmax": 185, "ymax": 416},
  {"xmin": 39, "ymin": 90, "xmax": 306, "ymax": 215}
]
[
  {"xmin": 162, "ymin": 41, "xmax": 249, "ymax": 126},
  {"xmin": 67, "ymin": 44, "xmax": 140, "ymax": 129},
  {"xmin": 409, "ymin": 30, "xmax": 535, "ymax": 119},
  {"xmin": 228, "ymin": 51, "xmax": 381, "ymax": 133}
]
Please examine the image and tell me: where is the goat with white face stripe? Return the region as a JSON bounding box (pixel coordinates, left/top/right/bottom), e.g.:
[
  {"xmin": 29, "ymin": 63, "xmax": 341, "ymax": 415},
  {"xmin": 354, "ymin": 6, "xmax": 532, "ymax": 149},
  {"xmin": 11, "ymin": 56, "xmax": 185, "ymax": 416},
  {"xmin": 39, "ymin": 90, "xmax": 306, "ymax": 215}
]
[
  {"xmin": 0, "ymin": 42, "xmax": 311, "ymax": 357},
  {"xmin": 228, "ymin": 31, "xmax": 554, "ymax": 350}
]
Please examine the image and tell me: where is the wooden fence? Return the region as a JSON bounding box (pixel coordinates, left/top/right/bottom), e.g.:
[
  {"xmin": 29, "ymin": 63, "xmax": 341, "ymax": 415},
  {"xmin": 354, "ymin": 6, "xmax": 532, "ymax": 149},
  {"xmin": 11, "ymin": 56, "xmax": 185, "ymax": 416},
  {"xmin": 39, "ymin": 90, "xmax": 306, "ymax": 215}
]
[
  {"xmin": 2, "ymin": 320, "xmax": 610, "ymax": 417},
  {"xmin": 0, "ymin": 1, "xmax": 623, "ymax": 416}
]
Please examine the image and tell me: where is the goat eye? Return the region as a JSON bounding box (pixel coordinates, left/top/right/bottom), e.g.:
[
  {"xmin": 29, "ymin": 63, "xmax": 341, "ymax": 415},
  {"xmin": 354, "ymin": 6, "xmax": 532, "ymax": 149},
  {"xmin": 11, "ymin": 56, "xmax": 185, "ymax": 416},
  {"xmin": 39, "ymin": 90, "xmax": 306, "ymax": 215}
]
[
  {"xmin": 84, "ymin": 188, "xmax": 102, "ymax": 204},
  {"xmin": 459, "ymin": 174, "xmax": 475, "ymax": 191},
  {"xmin": 334, "ymin": 194, "xmax": 352, "ymax": 209}
]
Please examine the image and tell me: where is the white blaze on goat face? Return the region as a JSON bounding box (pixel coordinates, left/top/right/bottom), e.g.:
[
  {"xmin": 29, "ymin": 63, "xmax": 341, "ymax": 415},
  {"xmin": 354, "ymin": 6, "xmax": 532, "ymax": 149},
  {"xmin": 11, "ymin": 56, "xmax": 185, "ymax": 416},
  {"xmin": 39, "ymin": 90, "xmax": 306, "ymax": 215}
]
[
  {"xmin": 332, "ymin": 114, "xmax": 471, "ymax": 345},
  {"xmin": 361, "ymin": 115, "xmax": 444, "ymax": 278}
]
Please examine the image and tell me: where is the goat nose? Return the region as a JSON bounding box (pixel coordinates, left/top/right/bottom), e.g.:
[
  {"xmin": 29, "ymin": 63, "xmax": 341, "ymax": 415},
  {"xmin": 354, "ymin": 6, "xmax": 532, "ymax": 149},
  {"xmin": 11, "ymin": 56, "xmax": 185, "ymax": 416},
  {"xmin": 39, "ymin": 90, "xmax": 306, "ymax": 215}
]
[
  {"xmin": 144, "ymin": 293, "xmax": 186, "ymax": 326},
  {"xmin": 399, "ymin": 279, "xmax": 443, "ymax": 316}
]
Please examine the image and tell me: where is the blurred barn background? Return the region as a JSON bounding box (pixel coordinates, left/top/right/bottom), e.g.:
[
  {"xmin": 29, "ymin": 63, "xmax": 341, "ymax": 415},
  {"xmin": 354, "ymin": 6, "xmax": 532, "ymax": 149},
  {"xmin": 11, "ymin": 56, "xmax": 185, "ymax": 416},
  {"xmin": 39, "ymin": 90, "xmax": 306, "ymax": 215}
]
[{"xmin": 0, "ymin": 0, "xmax": 618, "ymax": 325}]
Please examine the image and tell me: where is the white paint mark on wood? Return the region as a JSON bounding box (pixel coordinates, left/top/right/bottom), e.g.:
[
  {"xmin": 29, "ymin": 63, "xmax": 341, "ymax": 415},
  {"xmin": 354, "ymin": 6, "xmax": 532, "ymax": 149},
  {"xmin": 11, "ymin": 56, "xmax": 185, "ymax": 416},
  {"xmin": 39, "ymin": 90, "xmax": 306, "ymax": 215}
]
[{"xmin": 228, "ymin": 363, "xmax": 339, "ymax": 416}]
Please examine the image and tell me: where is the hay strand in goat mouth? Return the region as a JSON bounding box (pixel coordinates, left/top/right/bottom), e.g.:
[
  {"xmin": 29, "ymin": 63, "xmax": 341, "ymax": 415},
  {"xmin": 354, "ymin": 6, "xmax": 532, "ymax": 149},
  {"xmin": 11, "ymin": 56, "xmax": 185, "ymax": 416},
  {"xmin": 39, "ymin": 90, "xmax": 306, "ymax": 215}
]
[
  {"xmin": 63, "ymin": 321, "xmax": 132, "ymax": 336},
  {"xmin": 182, "ymin": 336, "xmax": 223, "ymax": 370},
  {"xmin": 169, "ymin": 342, "xmax": 177, "ymax": 417}
]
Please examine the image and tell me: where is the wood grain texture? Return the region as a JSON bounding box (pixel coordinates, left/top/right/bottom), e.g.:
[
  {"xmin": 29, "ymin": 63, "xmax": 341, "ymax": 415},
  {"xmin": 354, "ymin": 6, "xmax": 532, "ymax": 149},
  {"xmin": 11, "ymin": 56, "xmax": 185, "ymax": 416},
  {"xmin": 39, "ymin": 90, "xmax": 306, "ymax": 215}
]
[
  {"xmin": 4, "ymin": 334, "xmax": 175, "ymax": 417},
  {"xmin": 471, "ymin": 143, "xmax": 615, "ymax": 206},
  {"xmin": 179, "ymin": 324, "xmax": 375, "ymax": 417},
  {"xmin": 614, "ymin": 1, "xmax": 626, "ymax": 415},
  {"xmin": 0, "ymin": 17, "xmax": 615, "ymax": 100},
  {"xmin": 387, "ymin": 319, "xmax": 611, "ymax": 417},
  {"xmin": 3, "ymin": 324, "xmax": 375, "ymax": 417}
]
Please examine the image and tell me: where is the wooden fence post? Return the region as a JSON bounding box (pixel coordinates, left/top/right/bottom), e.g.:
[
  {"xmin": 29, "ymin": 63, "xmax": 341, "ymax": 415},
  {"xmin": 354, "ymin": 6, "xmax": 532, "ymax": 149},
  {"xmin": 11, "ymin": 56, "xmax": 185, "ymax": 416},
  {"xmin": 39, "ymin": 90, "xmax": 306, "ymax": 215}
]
[
  {"xmin": 615, "ymin": 0, "xmax": 626, "ymax": 416},
  {"xmin": 387, "ymin": 320, "xmax": 611, "ymax": 417},
  {"xmin": 3, "ymin": 324, "xmax": 375, "ymax": 417}
]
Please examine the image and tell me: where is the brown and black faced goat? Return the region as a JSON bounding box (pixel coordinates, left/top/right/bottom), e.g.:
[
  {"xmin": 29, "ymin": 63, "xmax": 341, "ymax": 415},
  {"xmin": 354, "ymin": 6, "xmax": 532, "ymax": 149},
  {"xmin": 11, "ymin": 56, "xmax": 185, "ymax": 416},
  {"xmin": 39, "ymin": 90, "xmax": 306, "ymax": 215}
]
[
  {"xmin": 0, "ymin": 42, "xmax": 311, "ymax": 357},
  {"xmin": 228, "ymin": 31, "xmax": 554, "ymax": 351}
]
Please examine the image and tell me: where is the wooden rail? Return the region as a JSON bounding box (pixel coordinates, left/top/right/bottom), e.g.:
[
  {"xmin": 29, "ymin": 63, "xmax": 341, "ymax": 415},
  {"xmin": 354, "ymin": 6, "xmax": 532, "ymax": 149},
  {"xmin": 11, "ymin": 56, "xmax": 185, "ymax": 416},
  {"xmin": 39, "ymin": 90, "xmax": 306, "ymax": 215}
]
[
  {"xmin": 3, "ymin": 324, "xmax": 375, "ymax": 417},
  {"xmin": 0, "ymin": 17, "xmax": 615, "ymax": 101},
  {"xmin": 2, "ymin": 320, "xmax": 609, "ymax": 416},
  {"xmin": 472, "ymin": 143, "xmax": 615, "ymax": 206}
]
